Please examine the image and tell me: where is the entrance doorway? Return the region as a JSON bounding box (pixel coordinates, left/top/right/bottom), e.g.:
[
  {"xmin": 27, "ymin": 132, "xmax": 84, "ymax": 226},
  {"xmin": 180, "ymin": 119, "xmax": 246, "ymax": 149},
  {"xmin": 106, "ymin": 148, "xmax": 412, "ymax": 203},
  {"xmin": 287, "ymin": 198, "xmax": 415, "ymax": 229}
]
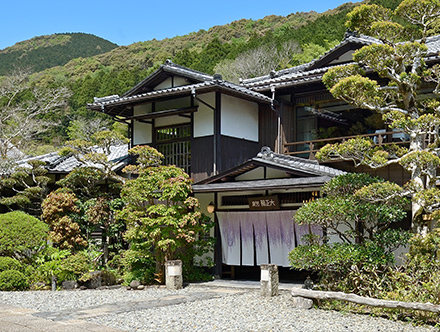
[{"xmin": 217, "ymin": 210, "xmax": 321, "ymax": 270}]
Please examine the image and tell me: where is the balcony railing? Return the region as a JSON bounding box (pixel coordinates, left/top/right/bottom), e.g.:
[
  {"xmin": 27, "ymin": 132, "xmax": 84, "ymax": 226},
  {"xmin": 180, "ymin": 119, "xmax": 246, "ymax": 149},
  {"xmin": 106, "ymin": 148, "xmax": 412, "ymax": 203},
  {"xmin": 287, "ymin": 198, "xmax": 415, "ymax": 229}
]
[{"xmin": 283, "ymin": 130, "xmax": 410, "ymax": 160}]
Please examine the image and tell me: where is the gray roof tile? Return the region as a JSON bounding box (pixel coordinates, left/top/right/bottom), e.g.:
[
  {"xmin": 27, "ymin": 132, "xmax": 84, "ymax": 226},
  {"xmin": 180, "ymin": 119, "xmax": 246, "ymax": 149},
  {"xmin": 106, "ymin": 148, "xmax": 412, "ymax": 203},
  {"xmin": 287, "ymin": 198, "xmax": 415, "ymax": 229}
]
[
  {"xmin": 241, "ymin": 34, "xmax": 378, "ymax": 87},
  {"xmin": 192, "ymin": 176, "xmax": 333, "ymax": 193},
  {"xmin": 123, "ymin": 59, "xmax": 213, "ymax": 97},
  {"xmin": 243, "ymin": 34, "xmax": 440, "ymax": 90},
  {"xmin": 88, "ymin": 79, "xmax": 272, "ymax": 110},
  {"xmin": 17, "ymin": 145, "xmax": 129, "ymax": 174},
  {"xmin": 253, "ymin": 147, "xmax": 346, "ymax": 177}
]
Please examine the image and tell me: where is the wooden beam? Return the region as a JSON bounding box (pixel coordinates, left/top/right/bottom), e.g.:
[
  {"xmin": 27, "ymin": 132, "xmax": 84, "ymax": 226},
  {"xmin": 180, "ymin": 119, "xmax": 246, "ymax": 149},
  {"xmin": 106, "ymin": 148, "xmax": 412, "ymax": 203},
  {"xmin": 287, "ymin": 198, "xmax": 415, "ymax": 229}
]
[
  {"xmin": 124, "ymin": 106, "xmax": 198, "ymax": 121},
  {"xmin": 291, "ymin": 288, "xmax": 440, "ymax": 313}
]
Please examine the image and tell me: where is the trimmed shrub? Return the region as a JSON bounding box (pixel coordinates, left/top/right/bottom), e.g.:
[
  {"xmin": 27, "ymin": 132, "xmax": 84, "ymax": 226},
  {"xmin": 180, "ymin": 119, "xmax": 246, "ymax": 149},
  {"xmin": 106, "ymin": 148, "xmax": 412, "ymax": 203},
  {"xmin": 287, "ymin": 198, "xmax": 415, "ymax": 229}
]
[
  {"xmin": 59, "ymin": 251, "xmax": 96, "ymax": 282},
  {"xmin": 0, "ymin": 257, "xmax": 22, "ymax": 272},
  {"xmin": 0, "ymin": 270, "xmax": 28, "ymax": 291},
  {"xmin": 101, "ymin": 270, "xmax": 117, "ymax": 286},
  {"xmin": 119, "ymin": 248, "xmax": 156, "ymax": 285},
  {"xmin": 0, "ymin": 211, "xmax": 48, "ymax": 258}
]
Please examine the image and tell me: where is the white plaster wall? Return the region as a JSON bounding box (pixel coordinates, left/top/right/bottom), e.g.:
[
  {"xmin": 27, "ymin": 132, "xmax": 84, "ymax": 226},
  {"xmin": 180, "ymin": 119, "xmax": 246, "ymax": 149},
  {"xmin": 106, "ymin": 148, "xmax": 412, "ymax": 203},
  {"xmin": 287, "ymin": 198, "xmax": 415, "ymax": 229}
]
[
  {"xmin": 155, "ymin": 97, "xmax": 191, "ymax": 112},
  {"xmin": 154, "ymin": 97, "xmax": 192, "ymax": 127},
  {"xmin": 133, "ymin": 103, "xmax": 152, "ymax": 145},
  {"xmin": 154, "ymin": 77, "xmax": 173, "ymax": 90},
  {"xmin": 329, "ymin": 50, "xmax": 354, "ymax": 65},
  {"xmin": 154, "ymin": 76, "xmax": 190, "ymax": 91},
  {"xmin": 194, "ymin": 93, "xmax": 214, "ymax": 137},
  {"xmin": 235, "ymin": 167, "xmax": 264, "ymax": 181},
  {"xmin": 266, "ymin": 168, "xmax": 289, "ymax": 179},
  {"xmin": 221, "ymin": 95, "xmax": 258, "ymax": 142},
  {"xmin": 196, "ymin": 193, "xmax": 215, "ymax": 236},
  {"xmin": 174, "ymin": 76, "xmax": 188, "ymax": 87},
  {"xmin": 156, "ymin": 116, "xmax": 190, "ymax": 127}
]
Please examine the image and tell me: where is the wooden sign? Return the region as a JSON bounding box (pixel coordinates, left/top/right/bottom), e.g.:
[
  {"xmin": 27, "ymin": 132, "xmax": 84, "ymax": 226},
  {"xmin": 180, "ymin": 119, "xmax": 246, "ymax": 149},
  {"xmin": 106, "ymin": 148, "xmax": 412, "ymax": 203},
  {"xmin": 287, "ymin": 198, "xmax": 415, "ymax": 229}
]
[{"xmin": 248, "ymin": 195, "xmax": 280, "ymax": 211}]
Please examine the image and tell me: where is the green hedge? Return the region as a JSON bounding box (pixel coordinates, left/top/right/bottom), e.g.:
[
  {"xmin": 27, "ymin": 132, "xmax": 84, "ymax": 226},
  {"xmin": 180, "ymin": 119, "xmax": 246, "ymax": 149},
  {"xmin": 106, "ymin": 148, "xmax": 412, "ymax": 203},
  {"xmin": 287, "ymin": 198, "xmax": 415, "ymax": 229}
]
[
  {"xmin": 0, "ymin": 211, "xmax": 48, "ymax": 257},
  {"xmin": 0, "ymin": 257, "xmax": 22, "ymax": 272},
  {"xmin": 0, "ymin": 270, "xmax": 28, "ymax": 291}
]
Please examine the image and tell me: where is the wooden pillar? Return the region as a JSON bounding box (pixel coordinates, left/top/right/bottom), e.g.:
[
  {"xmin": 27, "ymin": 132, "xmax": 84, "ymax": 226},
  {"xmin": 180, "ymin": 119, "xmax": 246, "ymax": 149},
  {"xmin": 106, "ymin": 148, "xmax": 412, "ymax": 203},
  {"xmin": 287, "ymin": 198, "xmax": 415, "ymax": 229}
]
[{"xmin": 213, "ymin": 193, "xmax": 222, "ymax": 278}]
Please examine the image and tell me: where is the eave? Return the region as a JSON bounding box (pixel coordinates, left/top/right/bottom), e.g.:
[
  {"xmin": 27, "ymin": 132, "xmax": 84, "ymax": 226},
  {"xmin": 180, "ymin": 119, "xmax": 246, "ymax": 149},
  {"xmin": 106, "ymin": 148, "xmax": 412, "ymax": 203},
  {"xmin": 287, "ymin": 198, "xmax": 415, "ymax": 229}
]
[
  {"xmin": 87, "ymin": 80, "xmax": 272, "ymax": 119},
  {"xmin": 192, "ymin": 176, "xmax": 333, "ymax": 193}
]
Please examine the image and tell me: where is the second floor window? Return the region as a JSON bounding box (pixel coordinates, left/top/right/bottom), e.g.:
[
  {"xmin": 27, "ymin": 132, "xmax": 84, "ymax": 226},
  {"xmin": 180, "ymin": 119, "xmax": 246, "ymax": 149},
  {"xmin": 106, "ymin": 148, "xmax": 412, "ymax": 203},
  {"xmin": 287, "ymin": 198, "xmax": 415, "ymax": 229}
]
[{"xmin": 156, "ymin": 124, "xmax": 191, "ymax": 174}]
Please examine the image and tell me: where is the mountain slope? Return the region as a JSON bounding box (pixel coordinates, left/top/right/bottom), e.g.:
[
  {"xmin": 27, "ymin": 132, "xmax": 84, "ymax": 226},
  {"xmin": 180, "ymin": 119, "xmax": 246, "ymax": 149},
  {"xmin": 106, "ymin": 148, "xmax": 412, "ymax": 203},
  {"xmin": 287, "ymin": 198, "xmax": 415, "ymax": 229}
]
[
  {"xmin": 11, "ymin": 0, "xmax": 405, "ymax": 146},
  {"xmin": 0, "ymin": 33, "xmax": 118, "ymax": 75},
  {"xmin": 35, "ymin": 3, "xmax": 357, "ymax": 85}
]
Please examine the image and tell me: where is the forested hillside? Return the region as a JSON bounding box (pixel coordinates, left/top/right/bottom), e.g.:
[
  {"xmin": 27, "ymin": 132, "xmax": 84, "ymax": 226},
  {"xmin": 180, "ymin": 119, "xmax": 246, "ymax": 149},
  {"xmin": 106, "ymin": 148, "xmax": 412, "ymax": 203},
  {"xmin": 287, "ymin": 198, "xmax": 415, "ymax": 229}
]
[
  {"xmin": 3, "ymin": 0, "xmax": 405, "ymax": 151},
  {"xmin": 0, "ymin": 33, "xmax": 118, "ymax": 75}
]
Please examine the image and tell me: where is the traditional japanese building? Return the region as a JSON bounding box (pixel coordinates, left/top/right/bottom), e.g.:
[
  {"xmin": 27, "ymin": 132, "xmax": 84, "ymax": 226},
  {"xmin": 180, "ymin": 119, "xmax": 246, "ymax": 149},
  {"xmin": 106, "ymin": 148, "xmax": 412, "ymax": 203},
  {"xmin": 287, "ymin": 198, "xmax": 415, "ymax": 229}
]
[
  {"xmin": 87, "ymin": 33, "xmax": 440, "ymax": 279},
  {"xmin": 193, "ymin": 146, "xmax": 345, "ymax": 278},
  {"xmin": 87, "ymin": 60, "xmax": 273, "ymax": 183}
]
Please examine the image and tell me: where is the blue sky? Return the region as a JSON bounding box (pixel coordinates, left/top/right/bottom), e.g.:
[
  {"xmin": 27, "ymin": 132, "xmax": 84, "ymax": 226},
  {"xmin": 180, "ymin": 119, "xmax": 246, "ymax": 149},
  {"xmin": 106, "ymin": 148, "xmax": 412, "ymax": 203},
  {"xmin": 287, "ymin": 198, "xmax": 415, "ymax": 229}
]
[{"xmin": 0, "ymin": 0, "xmax": 353, "ymax": 50}]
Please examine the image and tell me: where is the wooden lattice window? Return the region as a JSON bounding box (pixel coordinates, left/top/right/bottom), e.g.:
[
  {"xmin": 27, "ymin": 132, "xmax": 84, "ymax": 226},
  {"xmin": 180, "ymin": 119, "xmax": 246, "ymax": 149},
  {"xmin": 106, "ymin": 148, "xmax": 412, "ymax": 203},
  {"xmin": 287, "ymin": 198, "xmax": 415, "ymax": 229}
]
[{"xmin": 156, "ymin": 124, "xmax": 191, "ymax": 174}]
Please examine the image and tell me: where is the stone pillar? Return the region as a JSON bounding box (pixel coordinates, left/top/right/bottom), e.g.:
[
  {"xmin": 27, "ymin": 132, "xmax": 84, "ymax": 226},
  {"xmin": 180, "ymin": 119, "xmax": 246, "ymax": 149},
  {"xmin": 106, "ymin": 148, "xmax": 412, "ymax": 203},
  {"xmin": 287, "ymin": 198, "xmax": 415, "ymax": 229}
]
[
  {"xmin": 260, "ymin": 264, "xmax": 278, "ymax": 297},
  {"xmin": 165, "ymin": 260, "xmax": 183, "ymax": 290},
  {"xmin": 51, "ymin": 275, "xmax": 57, "ymax": 291}
]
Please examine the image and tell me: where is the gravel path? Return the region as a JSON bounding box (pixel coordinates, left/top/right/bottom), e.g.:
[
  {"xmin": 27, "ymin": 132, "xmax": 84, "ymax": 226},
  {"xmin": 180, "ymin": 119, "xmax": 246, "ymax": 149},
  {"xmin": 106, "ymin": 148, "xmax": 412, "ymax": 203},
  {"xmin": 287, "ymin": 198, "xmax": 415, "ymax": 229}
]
[{"xmin": 0, "ymin": 285, "xmax": 438, "ymax": 332}]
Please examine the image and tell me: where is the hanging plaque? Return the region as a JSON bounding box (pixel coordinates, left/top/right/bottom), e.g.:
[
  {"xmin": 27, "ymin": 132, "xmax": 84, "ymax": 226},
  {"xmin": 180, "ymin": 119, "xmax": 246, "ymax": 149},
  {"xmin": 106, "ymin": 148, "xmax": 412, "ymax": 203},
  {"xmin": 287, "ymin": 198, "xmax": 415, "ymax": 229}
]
[{"xmin": 248, "ymin": 195, "xmax": 280, "ymax": 211}]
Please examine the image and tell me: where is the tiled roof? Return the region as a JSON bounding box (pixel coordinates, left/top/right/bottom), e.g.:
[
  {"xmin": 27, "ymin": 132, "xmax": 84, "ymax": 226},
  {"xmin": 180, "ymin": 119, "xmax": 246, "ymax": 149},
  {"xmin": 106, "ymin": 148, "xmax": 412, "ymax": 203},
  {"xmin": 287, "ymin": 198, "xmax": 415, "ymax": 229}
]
[
  {"xmin": 242, "ymin": 66, "xmax": 332, "ymax": 91},
  {"xmin": 253, "ymin": 147, "xmax": 346, "ymax": 178},
  {"xmin": 243, "ymin": 34, "xmax": 440, "ymax": 91},
  {"xmin": 426, "ymin": 34, "xmax": 440, "ymax": 56},
  {"xmin": 241, "ymin": 34, "xmax": 378, "ymax": 88},
  {"xmin": 88, "ymin": 79, "xmax": 272, "ymax": 110},
  {"xmin": 193, "ymin": 146, "xmax": 345, "ymax": 189},
  {"xmin": 17, "ymin": 145, "xmax": 129, "ymax": 174},
  {"xmin": 123, "ymin": 59, "xmax": 213, "ymax": 97},
  {"xmin": 192, "ymin": 176, "xmax": 333, "ymax": 193}
]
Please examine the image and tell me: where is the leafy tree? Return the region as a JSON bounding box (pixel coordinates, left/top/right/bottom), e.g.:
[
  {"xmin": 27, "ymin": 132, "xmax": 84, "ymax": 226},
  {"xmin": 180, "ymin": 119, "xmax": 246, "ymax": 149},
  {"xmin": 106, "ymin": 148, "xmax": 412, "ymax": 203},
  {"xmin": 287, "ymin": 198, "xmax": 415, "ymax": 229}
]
[
  {"xmin": 290, "ymin": 173, "xmax": 410, "ymax": 296},
  {"xmin": 0, "ymin": 67, "xmax": 70, "ymax": 159},
  {"xmin": 291, "ymin": 40, "xmax": 339, "ymax": 65},
  {"xmin": 0, "ymin": 33, "xmax": 118, "ymax": 76},
  {"xmin": 67, "ymin": 117, "xmax": 114, "ymax": 141},
  {"xmin": 192, "ymin": 38, "xmax": 231, "ymax": 74},
  {"xmin": 288, "ymin": 227, "xmax": 411, "ymax": 296},
  {"xmin": 41, "ymin": 191, "xmax": 87, "ymax": 250},
  {"xmin": 173, "ymin": 48, "xmax": 198, "ymax": 68},
  {"xmin": 319, "ymin": 0, "xmax": 440, "ymax": 232},
  {"xmin": 118, "ymin": 146, "xmax": 213, "ymax": 283},
  {"xmin": 57, "ymin": 130, "xmax": 129, "ymax": 197},
  {"xmin": 0, "ymin": 257, "xmax": 22, "ymax": 272},
  {"xmin": 0, "ymin": 211, "xmax": 48, "ymax": 259},
  {"xmin": 53, "ymin": 131, "xmax": 129, "ymax": 261},
  {"xmin": 0, "ymin": 160, "xmax": 50, "ymax": 213},
  {"xmin": 215, "ymin": 40, "xmax": 301, "ymax": 82},
  {"xmin": 295, "ymin": 173, "xmax": 408, "ymax": 243},
  {"xmin": 83, "ymin": 196, "xmax": 126, "ymax": 265}
]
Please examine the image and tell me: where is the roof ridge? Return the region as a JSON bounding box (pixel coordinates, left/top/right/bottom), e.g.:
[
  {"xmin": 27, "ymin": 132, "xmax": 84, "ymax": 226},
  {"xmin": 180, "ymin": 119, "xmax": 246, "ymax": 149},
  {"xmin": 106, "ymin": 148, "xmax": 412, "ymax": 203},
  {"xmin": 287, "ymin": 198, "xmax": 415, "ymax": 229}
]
[
  {"xmin": 162, "ymin": 59, "xmax": 213, "ymax": 79},
  {"xmin": 255, "ymin": 146, "xmax": 345, "ymax": 177},
  {"xmin": 89, "ymin": 80, "xmax": 272, "ymax": 108}
]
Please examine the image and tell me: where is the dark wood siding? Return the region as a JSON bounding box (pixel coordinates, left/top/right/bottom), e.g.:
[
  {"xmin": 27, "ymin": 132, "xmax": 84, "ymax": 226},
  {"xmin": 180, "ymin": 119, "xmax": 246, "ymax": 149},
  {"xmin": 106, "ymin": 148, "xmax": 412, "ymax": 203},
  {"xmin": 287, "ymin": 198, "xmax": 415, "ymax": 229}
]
[
  {"xmin": 192, "ymin": 136, "xmax": 214, "ymax": 183},
  {"xmin": 220, "ymin": 136, "xmax": 259, "ymax": 172},
  {"xmin": 259, "ymin": 104, "xmax": 277, "ymax": 150},
  {"xmin": 280, "ymin": 102, "xmax": 294, "ymax": 153},
  {"xmin": 258, "ymin": 102, "xmax": 294, "ymax": 153},
  {"xmin": 327, "ymin": 161, "xmax": 411, "ymax": 187}
]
